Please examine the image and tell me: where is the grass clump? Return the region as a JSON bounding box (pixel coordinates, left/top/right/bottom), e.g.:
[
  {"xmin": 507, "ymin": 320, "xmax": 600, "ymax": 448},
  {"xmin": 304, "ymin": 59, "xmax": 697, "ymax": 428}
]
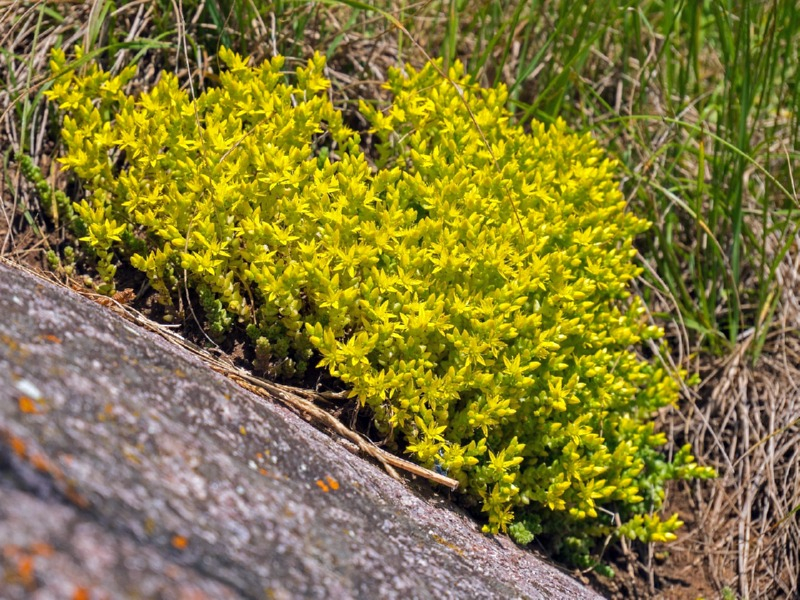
[{"xmin": 45, "ymin": 45, "xmax": 714, "ymax": 554}]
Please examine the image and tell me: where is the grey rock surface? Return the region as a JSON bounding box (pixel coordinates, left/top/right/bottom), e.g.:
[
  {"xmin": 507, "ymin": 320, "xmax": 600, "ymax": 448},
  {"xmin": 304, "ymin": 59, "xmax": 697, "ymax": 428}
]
[{"xmin": 0, "ymin": 262, "xmax": 601, "ymax": 599}]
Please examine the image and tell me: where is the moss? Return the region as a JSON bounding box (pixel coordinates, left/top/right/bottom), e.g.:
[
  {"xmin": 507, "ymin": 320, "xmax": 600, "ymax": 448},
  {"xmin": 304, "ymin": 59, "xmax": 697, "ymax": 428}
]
[{"xmin": 46, "ymin": 45, "xmax": 715, "ymax": 550}]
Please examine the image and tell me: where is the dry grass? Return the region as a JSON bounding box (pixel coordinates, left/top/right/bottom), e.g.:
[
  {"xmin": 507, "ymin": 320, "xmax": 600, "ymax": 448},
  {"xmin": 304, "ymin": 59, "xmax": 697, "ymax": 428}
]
[{"xmin": 688, "ymin": 245, "xmax": 800, "ymax": 598}]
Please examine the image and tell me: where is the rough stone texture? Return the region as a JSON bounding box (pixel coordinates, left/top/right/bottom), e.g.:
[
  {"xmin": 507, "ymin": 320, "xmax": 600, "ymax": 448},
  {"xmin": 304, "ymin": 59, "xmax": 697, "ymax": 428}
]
[{"xmin": 0, "ymin": 262, "xmax": 601, "ymax": 599}]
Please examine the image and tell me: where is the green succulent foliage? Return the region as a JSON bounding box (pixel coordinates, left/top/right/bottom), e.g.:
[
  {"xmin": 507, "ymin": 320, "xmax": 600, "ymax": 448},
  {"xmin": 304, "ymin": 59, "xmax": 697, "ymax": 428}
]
[
  {"xmin": 46, "ymin": 46, "xmax": 715, "ymax": 547},
  {"xmin": 17, "ymin": 152, "xmax": 78, "ymax": 227}
]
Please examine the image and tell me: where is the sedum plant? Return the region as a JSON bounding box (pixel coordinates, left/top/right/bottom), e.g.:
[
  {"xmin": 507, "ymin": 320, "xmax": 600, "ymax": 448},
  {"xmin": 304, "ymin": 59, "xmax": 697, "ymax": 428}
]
[{"xmin": 45, "ymin": 46, "xmax": 714, "ymax": 551}]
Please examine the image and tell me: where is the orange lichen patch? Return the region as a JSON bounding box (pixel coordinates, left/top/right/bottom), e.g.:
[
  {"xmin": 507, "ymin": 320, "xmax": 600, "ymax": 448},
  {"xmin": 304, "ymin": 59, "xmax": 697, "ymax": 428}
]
[
  {"xmin": 15, "ymin": 554, "xmax": 36, "ymax": 590},
  {"xmin": 2, "ymin": 432, "xmax": 91, "ymax": 510},
  {"xmin": 0, "ymin": 332, "xmax": 22, "ymax": 353},
  {"xmin": 30, "ymin": 542, "xmax": 54, "ymax": 557},
  {"xmin": 3, "ymin": 432, "xmax": 61, "ymax": 477},
  {"xmin": 30, "ymin": 452, "xmax": 57, "ymax": 474},
  {"xmin": 315, "ymin": 479, "xmax": 330, "ymax": 492},
  {"xmin": 64, "ymin": 484, "xmax": 90, "ymax": 509},
  {"xmin": 97, "ymin": 403, "xmax": 116, "ymax": 422},
  {"xmin": 325, "ymin": 475, "xmax": 340, "ymax": 491},
  {"xmin": 171, "ymin": 535, "xmax": 188, "ymax": 550},
  {"xmin": 8, "ymin": 434, "xmax": 27, "ymax": 457},
  {"xmin": 256, "ymin": 452, "xmax": 264, "ymax": 461},
  {"xmin": 38, "ymin": 333, "xmax": 62, "ymax": 344},
  {"xmin": 4, "ymin": 542, "xmax": 52, "ymax": 558},
  {"xmin": 72, "ymin": 586, "xmax": 91, "ymax": 600},
  {"xmin": 18, "ymin": 395, "xmax": 39, "ymax": 414},
  {"xmin": 259, "ymin": 468, "xmax": 269, "ymax": 476}
]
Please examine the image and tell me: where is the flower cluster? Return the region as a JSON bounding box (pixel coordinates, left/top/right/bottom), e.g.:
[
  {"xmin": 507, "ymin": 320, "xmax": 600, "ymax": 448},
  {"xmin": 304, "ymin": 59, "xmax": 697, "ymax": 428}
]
[{"xmin": 46, "ymin": 46, "xmax": 714, "ymax": 548}]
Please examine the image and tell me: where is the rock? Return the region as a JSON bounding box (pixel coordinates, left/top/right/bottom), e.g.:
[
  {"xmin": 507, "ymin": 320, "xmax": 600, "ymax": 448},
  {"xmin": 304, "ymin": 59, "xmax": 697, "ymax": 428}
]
[{"xmin": 0, "ymin": 262, "xmax": 600, "ymax": 599}]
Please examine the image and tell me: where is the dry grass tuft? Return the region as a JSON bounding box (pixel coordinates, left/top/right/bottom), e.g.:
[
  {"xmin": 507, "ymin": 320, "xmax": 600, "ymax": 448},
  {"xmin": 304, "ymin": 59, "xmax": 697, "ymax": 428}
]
[{"xmin": 685, "ymin": 235, "xmax": 800, "ymax": 599}]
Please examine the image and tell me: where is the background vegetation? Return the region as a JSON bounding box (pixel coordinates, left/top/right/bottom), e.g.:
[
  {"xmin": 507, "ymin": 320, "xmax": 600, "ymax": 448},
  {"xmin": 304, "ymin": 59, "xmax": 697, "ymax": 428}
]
[{"xmin": 1, "ymin": 1, "xmax": 798, "ymax": 598}]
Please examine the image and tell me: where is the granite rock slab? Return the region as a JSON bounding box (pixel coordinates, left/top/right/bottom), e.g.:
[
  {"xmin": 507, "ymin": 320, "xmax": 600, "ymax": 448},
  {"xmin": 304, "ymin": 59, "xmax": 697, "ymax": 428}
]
[{"xmin": 0, "ymin": 262, "xmax": 601, "ymax": 599}]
